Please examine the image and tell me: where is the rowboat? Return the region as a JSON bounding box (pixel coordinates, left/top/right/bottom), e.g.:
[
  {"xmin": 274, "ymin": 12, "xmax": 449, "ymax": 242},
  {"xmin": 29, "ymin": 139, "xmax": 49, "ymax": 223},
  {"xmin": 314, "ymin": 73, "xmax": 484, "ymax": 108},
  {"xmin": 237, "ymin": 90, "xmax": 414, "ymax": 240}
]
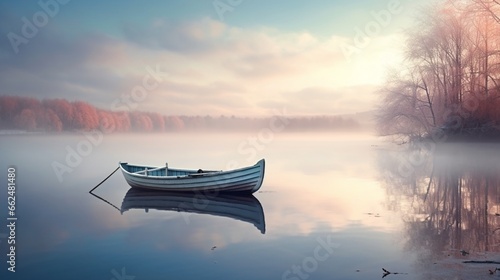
[
  {"xmin": 119, "ymin": 159, "xmax": 265, "ymax": 193},
  {"xmin": 120, "ymin": 188, "xmax": 266, "ymax": 234}
]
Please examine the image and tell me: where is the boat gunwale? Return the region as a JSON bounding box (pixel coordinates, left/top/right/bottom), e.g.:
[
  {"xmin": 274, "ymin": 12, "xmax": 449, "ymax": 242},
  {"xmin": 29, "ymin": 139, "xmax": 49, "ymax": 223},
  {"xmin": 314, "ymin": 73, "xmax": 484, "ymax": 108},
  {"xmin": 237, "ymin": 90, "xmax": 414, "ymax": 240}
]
[{"xmin": 119, "ymin": 159, "xmax": 264, "ymax": 180}]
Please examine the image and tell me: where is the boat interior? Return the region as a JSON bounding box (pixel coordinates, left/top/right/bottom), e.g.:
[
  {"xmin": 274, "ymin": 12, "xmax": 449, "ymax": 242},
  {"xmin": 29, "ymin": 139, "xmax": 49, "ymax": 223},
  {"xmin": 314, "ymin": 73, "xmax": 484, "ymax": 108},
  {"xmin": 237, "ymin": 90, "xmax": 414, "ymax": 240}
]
[{"xmin": 124, "ymin": 163, "xmax": 218, "ymax": 177}]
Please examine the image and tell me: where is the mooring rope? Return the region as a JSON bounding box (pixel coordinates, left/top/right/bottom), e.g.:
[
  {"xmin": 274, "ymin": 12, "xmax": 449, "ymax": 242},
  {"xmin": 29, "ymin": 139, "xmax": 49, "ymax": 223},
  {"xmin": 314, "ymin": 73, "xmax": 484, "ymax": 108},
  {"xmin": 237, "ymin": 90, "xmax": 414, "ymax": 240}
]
[{"xmin": 89, "ymin": 166, "xmax": 120, "ymax": 193}]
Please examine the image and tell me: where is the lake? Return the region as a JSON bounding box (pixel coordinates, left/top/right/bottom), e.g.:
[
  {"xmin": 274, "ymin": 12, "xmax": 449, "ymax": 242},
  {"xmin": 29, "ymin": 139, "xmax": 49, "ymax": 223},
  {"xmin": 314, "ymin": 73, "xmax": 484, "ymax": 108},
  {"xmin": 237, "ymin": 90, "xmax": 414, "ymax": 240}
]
[{"xmin": 1, "ymin": 132, "xmax": 500, "ymax": 280}]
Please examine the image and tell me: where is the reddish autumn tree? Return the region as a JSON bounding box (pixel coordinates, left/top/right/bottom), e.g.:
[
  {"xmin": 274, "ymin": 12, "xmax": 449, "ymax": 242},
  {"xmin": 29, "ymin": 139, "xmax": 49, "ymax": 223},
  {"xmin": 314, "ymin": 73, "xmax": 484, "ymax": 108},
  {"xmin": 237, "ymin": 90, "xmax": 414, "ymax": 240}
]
[
  {"xmin": 148, "ymin": 112, "xmax": 165, "ymax": 131},
  {"xmin": 42, "ymin": 99, "xmax": 74, "ymax": 130},
  {"xmin": 130, "ymin": 112, "xmax": 153, "ymax": 132},
  {"xmin": 0, "ymin": 96, "xmax": 21, "ymax": 124},
  {"xmin": 14, "ymin": 109, "xmax": 37, "ymax": 130},
  {"xmin": 164, "ymin": 116, "xmax": 185, "ymax": 131},
  {"xmin": 42, "ymin": 109, "xmax": 63, "ymax": 132},
  {"xmin": 97, "ymin": 109, "xmax": 116, "ymax": 133},
  {"xmin": 72, "ymin": 101, "xmax": 99, "ymax": 130},
  {"xmin": 114, "ymin": 112, "xmax": 131, "ymax": 132},
  {"xmin": 19, "ymin": 97, "xmax": 41, "ymax": 112}
]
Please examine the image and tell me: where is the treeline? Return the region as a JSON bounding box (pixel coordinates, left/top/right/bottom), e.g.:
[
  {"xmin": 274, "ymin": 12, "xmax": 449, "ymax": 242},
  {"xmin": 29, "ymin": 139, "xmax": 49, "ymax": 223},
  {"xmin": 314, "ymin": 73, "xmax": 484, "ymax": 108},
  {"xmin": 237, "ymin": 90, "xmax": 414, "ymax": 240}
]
[
  {"xmin": 0, "ymin": 96, "xmax": 361, "ymax": 133},
  {"xmin": 378, "ymin": 0, "xmax": 500, "ymax": 141}
]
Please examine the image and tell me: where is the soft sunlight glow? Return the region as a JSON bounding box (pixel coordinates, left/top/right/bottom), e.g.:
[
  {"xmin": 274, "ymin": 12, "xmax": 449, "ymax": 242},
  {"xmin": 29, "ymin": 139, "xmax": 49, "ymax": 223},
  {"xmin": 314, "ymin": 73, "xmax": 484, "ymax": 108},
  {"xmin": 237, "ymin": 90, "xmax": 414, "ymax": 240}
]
[{"xmin": 0, "ymin": 3, "xmax": 411, "ymax": 117}]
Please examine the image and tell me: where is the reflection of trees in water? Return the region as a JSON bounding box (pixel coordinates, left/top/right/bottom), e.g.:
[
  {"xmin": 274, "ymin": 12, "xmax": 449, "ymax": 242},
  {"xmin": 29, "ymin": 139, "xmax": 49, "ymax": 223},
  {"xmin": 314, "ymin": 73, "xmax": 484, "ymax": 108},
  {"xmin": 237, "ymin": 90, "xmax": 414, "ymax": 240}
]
[{"xmin": 378, "ymin": 144, "xmax": 500, "ymax": 262}]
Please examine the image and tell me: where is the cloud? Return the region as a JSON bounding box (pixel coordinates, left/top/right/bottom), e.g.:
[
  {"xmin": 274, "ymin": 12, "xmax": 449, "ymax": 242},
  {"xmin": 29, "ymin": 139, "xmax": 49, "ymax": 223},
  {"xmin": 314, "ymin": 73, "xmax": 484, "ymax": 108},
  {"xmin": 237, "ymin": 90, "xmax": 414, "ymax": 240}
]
[
  {"xmin": 0, "ymin": 10, "xmax": 404, "ymax": 116},
  {"xmin": 122, "ymin": 17, "xmax": 346, "ymax": 80},
  {"xmin": 147, "ymin": 80, "xmax": 250, "ymax": 115},
  {"xmin": 123, "ymin": 17, "xmax": 228, "ymax": 54},
  {"xmin": 0, "ymin": 16, "xmax": 129, "ymax": 103}
]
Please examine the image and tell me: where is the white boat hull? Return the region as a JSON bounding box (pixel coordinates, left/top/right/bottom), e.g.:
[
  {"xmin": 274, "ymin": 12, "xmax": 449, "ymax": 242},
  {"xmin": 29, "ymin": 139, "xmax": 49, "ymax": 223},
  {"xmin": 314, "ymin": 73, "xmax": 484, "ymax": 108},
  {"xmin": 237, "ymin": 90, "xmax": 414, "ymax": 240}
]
[{"xmin": 119, "ymin": 159, "xmax": 265, "ymax": 193}]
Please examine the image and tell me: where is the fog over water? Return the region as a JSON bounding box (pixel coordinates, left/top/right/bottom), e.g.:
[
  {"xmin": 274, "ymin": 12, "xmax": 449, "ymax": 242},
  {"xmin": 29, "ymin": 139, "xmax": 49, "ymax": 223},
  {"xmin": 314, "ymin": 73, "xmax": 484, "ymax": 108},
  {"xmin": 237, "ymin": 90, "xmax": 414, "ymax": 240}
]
[{"xmin": 1, "ymin": 132, "xmax": 499, "ymax": 279}]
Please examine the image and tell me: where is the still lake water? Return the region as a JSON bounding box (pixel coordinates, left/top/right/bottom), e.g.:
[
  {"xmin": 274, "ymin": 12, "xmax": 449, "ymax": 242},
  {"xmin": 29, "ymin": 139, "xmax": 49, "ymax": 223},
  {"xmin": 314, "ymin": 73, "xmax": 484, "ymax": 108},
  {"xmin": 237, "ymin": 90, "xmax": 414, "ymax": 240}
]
[{"xmin": 1, "ymin": 132, "xmax": 500, "ymax": 279}]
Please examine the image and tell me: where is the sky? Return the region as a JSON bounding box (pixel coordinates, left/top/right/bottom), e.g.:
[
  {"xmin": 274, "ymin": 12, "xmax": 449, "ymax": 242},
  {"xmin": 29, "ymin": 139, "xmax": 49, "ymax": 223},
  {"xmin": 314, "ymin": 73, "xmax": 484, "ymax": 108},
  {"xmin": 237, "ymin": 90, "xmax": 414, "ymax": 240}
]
[{"xmin": 0, "ymin": 0, "xmax": 434, "ymax": 116}]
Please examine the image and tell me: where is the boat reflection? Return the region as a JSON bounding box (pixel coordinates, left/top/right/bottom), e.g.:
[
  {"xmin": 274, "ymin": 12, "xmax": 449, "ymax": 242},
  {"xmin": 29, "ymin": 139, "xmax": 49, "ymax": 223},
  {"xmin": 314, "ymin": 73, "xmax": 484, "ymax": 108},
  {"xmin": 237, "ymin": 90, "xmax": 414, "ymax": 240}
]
[
  {"xmin": 379, "ymin": 143, "xmax": 500, "ymax": 259},
  {"xmin": 120, "ymin": 188, "xmax": 266, "ymax": 234}
]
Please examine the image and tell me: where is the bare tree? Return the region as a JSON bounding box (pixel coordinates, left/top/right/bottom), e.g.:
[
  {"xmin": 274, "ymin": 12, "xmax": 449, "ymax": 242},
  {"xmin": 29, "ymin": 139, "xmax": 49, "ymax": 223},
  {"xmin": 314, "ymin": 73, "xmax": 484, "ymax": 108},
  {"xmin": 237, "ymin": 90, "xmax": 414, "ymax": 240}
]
[
  {"xmin": 378, "ymin": 68, "xmax": 437, "ymax": 141},
  {"xmin": 378, "ymin": 0, "xmax": 500, "ymax": 140},
  {"xmin": 471, "ymin": 0, "xmax": 500, "ymax": 23}
]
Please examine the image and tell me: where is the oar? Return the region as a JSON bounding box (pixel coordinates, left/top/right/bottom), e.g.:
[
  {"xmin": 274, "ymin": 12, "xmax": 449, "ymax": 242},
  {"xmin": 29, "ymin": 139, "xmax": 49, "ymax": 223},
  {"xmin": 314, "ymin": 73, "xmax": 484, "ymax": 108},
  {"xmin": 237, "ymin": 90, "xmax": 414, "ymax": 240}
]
[{"xmin": 89, "ymin": 166, "xmax": 120, "ymax": 193}]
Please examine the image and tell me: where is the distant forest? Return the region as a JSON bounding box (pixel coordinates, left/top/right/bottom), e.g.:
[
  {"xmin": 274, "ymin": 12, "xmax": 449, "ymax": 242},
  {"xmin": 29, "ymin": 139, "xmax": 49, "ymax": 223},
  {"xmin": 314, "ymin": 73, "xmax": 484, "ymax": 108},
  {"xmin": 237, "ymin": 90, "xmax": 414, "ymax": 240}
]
[{"xmin": 0, "ymin": 96, "xmax": 363, "ymax": 133}]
